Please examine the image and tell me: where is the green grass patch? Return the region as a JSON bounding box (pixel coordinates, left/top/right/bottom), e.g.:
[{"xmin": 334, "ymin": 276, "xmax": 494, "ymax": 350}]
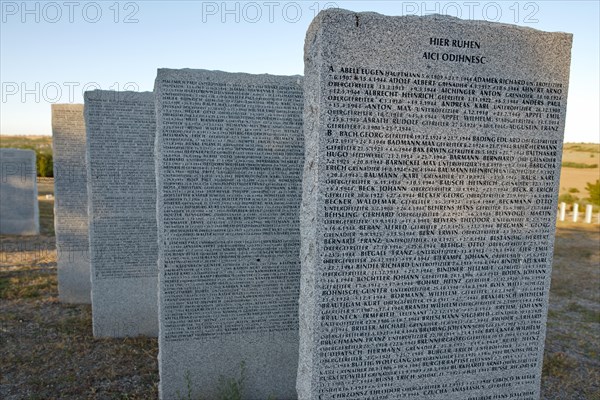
[
  {"xmin": 0, "ymin": 272, "xmax": 57, "ymax": 299},
  {"xmin": 56, "ymin": 315, "xmax": 92, "ymax": 336},
  {"xmin": 218, "ymin": 360, "xmax": 247, "ymax": 400},
  {"xmin": 561, "ymin": 161, "xmax": 598, "ymax": 169},
  {"xmin": 547, "ymin": 309, "xmax": 561, "ymax": 320},
  {"xmin": 566, "ymin": 302, "xmax": 600, "ymax": 323},
  {"xmin": 38, "ymin": 199, "xmax": 55, "ymax": 236},
  {"xmin": 563, "ymin": 143, "xmax": 600, "ymax": 153},
  {"xmin": 176, "ymin": 361, "xmax": 248, "ymax": 400},
  {"xmin": 542, "ymin": 352, "xmax": 577, "ymax": 378}
]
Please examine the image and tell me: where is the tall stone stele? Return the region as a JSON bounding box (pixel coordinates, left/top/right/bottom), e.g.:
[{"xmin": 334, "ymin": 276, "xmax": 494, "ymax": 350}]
[
  {"xmin": 0, "ymin": 148, "xmax": 39, "ymax": 235},
  {"xmin": 155, "ymin": 68, "xmax": 304, "ymax": 399},
  {"xmin": 52, "ymin": 104, "xmax": 91, "ymax": 304},
  {"xmin": 299, "ymin": 9, "xmax": 572, "ymax": 400},
  {"xmin": 84, "ymin": 90, "xmax": 158, "ymax": 338}
]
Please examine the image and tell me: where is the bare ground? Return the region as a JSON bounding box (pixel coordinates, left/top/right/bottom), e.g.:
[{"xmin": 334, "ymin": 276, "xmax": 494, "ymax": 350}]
[{"xmin": 0, "ymin": 235, "xmax": 158, "ymax": 399}]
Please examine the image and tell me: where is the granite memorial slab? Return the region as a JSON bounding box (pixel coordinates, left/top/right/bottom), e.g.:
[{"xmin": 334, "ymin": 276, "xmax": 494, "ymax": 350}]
[
  {"xmin": 0, "ymin": 148, "xmax": 39, "ymax": 235},
  {"xmin": 52, "ymin": 104, "xmax": 91, "ymax": 304},
  {"xmin": 155, "ymin": 68, "xmax": 303, "ymax": 399},
  {"xmin": 298, "ymin": 9, "xmax": 572, "ymax": 400},
  {"xmin": 84, "ymin": 90, "xmax": 158, "ymax": 338}
]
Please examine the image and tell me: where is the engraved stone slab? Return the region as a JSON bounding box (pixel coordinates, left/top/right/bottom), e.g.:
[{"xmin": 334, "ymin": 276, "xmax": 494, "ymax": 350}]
[
  {"xmin": 0, "ymin": 148, "xmax": 39, "ymax": 235},
  {"xmin": 155, "ymin": 69, "xmax": 303, "ymax": 399},
  {"xmin": 52, "ymin": 104, "xmax": 91, "ymax": 304},
  {"xmin": 299, "ymin": 10, "xmax": 572, "ymax": 400},
  {"xmin": 84, "ymin": 91, "xmax": 158, "ymax": 338}
]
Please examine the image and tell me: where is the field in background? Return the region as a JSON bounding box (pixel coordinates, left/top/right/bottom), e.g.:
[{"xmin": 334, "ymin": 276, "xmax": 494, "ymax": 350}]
[
  {"xmin": 0, "ymin": 178, "xmax": 598, "ymax": 398},
  {"xmin": 0, "ymin": 135, "xmax": 54, "ymax": 177},
  {"xmin": 0, "ymin": 135, "xmax": 52, "ymax": 153},
  {"xmin": 560, "ymin": 143, "xmax": 600, "ymax": 198}
]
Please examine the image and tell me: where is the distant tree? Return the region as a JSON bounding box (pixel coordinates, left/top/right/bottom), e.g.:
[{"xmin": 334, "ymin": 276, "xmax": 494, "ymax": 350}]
[
  {"xmin": 36, "ymin": 153, "xmax": 53, "ymax": 177},
  {"xmin": 558, "ymin": 193, "xmax": 578, "ymax": 204},
  {"xmin": 586, "ymin": 180, "xmax": 600, "ymax": 206}
]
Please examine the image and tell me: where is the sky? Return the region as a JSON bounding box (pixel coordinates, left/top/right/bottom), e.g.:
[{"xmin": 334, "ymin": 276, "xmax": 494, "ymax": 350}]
[{"xmin": 1, "ymin": 0, "xmax": 598, "ymax": 142}]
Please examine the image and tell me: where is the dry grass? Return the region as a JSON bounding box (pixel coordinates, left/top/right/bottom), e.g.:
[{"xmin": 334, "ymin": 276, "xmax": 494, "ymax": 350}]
[
  {"xmin": 0, "ymin": 297, "xmax": 159, "ymax": 399},
  {"xmin": 0, "ymin": 249, "xmax": 159, "ymax": 399}
]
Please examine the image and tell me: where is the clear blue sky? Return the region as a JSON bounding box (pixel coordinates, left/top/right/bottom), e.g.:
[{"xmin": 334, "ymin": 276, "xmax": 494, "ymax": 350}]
[{"xmin": 1, "ymin": 0, "xmax": 598, "ymax": 142}]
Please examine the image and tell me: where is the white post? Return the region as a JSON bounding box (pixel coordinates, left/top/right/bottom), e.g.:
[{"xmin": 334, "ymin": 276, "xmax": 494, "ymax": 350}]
[
  {"xmin": 584, "ymin": 204, "xmax": 593, "ymax": 223},
  {"xmin": 572, "ymin": 203, "xmax": 579, "ymax": 222},
  {"xmin": 559, "ymin": 202, "xmax": 566, "ymax": 221}
]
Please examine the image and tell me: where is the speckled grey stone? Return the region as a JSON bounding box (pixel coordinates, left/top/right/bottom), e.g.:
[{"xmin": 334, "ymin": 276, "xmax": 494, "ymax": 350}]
[
  {"xmin": 299, "ymin": 9, "xmax": 572, "ymax": 400},
  {"xmin": 0, "ymin": 148, "xmax": 39, "ymax": 235},
  {"xmin": 52, "ymin": 104, "xmax": 91, "ymax": 304},
  {"xmin": 155, "ymin": 68, "xmax": 303, "ymax": 399},
  {"xmin": 84, "ymin": 90, "xmax": 158, "ymax": 338}
]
